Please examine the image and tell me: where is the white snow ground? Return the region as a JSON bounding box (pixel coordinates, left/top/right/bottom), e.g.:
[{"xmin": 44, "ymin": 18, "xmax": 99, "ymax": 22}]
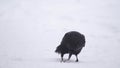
[{"xmin": 0, "ymin": 0, "xmax": 120, "ymax": 68}]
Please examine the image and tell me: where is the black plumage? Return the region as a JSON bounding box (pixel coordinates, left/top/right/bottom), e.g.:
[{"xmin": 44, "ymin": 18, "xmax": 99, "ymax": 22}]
[{"xmin": 55, "ymin": 31, "xmax": 85, "ymax": 62}]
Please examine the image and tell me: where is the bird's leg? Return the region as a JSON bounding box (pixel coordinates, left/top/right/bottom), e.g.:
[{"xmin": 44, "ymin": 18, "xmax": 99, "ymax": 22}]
[
  {"xmin": 68, "ymin": 53, "xmax": 72, "ymax": 61},
  {"xmin": 75, "ymin": 54, "xmax": 79, "ymax": 62},
  {"xmin": 61, "ymin": 54, "xmax": 64, "ymax": 62}
]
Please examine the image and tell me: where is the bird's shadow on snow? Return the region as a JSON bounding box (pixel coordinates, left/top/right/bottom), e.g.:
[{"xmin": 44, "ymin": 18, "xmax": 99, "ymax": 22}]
[{"xmin": 45, "ymin": 58, "xmax": 85, "ymax": 63}]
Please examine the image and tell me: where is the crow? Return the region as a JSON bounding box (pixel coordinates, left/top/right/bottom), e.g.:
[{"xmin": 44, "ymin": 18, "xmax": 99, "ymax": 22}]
[{"xmin": 55, "ymin": 31, "xmax": 85, "ymax": 62}]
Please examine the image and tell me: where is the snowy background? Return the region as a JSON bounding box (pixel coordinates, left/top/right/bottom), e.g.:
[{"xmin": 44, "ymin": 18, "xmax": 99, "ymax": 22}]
[{"xmin": 0, "ymin": 0, "xmax": 120, "ymax": 68}]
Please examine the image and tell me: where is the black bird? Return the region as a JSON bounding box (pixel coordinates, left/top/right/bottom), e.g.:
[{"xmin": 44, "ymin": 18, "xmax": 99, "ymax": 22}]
[{"xmin": 55, "ymin": 31, "xmax": 85, "ymax": 62}]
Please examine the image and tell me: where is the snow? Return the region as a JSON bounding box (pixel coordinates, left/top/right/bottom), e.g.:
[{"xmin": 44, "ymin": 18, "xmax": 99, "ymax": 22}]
[{"xmin": 0, "ymin": 0, "xmax": 120, "ymax": 68}]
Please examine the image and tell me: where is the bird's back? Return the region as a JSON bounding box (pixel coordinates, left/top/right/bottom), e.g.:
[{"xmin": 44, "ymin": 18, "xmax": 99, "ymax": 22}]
[{"xmin": 61, "ymin": 31, "xmax": 85, "ymax": 50}]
